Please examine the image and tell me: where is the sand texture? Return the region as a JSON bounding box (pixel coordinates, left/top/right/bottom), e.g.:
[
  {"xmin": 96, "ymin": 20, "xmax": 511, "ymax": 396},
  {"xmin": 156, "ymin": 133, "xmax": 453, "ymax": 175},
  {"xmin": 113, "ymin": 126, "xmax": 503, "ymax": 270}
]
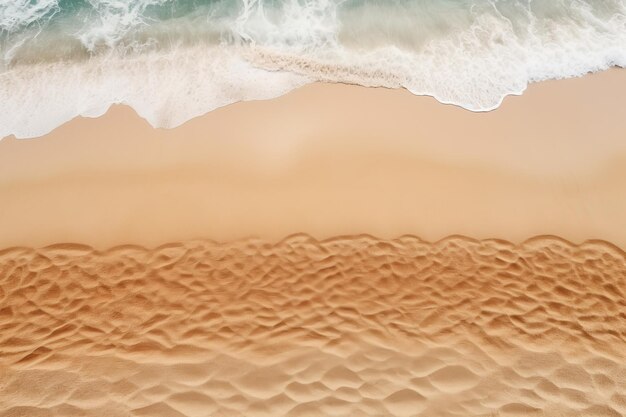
[
  {"xmin": 1, "ymin": 234, "xmax": 625, "ymax": 417},
  {"xmin": 2, "ymin": 70, "xmax": 626, "ymax": 249}
]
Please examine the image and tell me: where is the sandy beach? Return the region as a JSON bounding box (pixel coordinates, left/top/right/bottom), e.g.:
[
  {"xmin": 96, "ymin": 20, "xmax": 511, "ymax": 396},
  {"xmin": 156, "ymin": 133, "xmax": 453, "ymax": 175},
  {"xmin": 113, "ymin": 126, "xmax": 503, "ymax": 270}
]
[
  {"xmin": 1, "ymin": 69, "xmax": 626, "ymax": 248},
  {"xmin": 2, "ymin": 235, "xmax": 625, "ymax": 417},
  {"xmin": 1, "ymin": 69, "xmax": 626, "ymax": 417}
]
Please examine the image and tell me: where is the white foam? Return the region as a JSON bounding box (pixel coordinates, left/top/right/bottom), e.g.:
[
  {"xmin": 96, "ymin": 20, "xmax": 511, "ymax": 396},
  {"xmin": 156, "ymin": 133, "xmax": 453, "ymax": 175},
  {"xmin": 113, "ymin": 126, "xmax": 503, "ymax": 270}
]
[
  {"xmin": 0, "ymin": 46, "xmax": 310, "ymax": 139},
  {"xmin": 1, "ymin": 0, "xmax": 625, "ymax": 139},
  {"xmin": 77, "ymin": 0, "xmax": 171, "ymax": 51},
  {"xmin": 0, "ymin": 0, "xmax": 59, "ymax": 32},
  {"xmin": 234, "ymin": 0, "xmax": 626, "ymax": 111}
]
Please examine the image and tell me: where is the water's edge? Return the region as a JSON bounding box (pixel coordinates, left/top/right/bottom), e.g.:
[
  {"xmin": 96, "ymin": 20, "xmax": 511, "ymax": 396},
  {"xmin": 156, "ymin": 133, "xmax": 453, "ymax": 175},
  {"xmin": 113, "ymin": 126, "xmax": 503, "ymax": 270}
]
[{"xmin": 1, "ymin": 0, "xmax": 625, "ymax": 139}]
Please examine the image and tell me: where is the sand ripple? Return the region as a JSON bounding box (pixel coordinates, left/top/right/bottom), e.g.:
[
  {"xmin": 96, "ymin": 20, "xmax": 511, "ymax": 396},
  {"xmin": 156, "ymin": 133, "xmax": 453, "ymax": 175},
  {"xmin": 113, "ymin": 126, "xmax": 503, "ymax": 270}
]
[{"xmin": 0, "ymin": 235, "xmax": 625, "ymax": 416}]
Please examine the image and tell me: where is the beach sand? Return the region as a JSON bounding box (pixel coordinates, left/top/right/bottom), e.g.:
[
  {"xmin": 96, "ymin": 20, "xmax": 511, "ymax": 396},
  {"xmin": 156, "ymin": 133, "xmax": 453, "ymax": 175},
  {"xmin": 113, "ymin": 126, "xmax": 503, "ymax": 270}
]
[
  {"xmin": 1, "ymin": 235, "xmax": 625, "ymax": 417},
  {"xmin": 1, "ymin": 69, "xmax": 626, "ymax": 417},
  {"xmin": 1, "ymin": 70, "xmax": 626, "ymax": 248}
]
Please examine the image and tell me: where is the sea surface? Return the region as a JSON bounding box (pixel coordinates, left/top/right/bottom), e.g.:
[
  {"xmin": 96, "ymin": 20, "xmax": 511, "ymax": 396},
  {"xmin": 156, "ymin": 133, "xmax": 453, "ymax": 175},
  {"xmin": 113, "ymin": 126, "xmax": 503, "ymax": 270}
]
[{"xmin": 1, "ymin": 0, "xmax": 625, "ymax": 138}]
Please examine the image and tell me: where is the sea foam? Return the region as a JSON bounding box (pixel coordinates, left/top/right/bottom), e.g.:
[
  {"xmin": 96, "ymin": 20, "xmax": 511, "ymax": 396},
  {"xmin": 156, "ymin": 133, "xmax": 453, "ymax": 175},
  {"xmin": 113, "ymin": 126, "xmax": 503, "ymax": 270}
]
[{"xmin": 0, "ymin": 0, "xmax": 625, "ymax": 138}]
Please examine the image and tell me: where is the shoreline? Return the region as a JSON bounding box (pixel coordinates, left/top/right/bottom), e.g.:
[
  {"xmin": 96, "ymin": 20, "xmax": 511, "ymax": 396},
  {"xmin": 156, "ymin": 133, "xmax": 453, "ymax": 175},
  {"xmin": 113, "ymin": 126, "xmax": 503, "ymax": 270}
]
[
  {"xmin": 2, "ymin": 65, "xmax": 626, "ymax": 417},
  {"xmin": 1, "ymin": 69, "xmax": 625, "ymax": 248},
  {"xmin": 2, "ymin": 64, "xmax": 624, "ymax": 142}
]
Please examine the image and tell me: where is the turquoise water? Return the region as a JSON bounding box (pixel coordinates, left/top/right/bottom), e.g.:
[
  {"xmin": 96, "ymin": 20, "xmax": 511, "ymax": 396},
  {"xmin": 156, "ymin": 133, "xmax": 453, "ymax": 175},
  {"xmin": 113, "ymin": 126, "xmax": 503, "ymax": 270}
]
[
  {"xmin": 3, "ymin": 1, "xmax": 623, "ymax": 57},
  {"xmin": 1, "ymin": 0, "xmax": 625, "ymax": 138}
]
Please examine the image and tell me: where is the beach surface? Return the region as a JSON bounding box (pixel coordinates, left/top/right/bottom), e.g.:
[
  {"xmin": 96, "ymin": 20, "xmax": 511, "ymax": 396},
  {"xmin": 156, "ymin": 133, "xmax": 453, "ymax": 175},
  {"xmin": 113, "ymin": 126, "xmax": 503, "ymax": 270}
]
[
  {"xmin": 1, "ymin": 70, "xmax": 626, "ymax": 248},
  {"xmin": 1, "ymin": 70, "xmax": 626, "ymax": 417},
  {"xmin": 1, "ymin": 235, "xmax": 625, "ymax": 417}
]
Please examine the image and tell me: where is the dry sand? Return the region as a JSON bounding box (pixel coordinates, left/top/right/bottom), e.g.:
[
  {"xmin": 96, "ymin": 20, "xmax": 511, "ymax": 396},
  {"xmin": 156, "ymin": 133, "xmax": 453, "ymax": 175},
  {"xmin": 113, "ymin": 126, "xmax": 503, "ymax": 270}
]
[
  {"xmin": 1, "ymin": 236, "xmax": 625, "ymax": 417},
  {"xmin": 1, "ymin": 70, "xmax": 626, "ymax": 417}
]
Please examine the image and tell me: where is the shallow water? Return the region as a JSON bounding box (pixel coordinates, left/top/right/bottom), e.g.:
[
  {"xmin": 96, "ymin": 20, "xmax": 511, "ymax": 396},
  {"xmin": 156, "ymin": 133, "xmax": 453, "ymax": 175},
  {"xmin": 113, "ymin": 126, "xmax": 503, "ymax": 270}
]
[{"xmin": 1, "ymin": 0, "xmax": 625, "ymax": 138}]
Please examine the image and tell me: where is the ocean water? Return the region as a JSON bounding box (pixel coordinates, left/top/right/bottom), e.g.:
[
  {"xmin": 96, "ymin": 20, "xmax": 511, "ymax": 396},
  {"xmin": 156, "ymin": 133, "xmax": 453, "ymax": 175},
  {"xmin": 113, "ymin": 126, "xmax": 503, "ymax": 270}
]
[{"xmin": 0, "ymin": 0, "xmax": 625, "ymax": 138}]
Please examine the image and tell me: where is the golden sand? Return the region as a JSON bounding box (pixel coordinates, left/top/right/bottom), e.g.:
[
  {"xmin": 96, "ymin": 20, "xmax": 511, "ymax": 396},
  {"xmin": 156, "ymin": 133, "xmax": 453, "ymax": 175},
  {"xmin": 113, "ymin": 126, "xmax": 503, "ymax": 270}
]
[
  {"xmin": 1, "ymin": 70, "xmax": 626, "ymax": 417},
  {"xmin": 1, "ymin": 235, "xmax": 625, "ymax": 417},
  {"xmin": 1, "ymin": 70, "xmax": 626, "ymax": 248}
]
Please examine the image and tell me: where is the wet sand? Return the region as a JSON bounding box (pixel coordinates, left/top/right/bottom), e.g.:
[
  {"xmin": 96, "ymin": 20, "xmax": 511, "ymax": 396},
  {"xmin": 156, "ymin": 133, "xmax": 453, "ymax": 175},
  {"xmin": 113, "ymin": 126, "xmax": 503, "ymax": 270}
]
[
  {"xmin": 1, "ymin": 70, "xmax": 626, "ymax": 248},
  {"xmin": 1, "ymin": 70, "xmax": 626, "ymax": 417}
]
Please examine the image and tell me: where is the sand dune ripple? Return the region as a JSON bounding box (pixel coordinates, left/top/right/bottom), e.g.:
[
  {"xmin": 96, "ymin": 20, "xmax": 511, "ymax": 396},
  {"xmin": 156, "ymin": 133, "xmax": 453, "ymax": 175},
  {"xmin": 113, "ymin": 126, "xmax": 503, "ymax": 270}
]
[{"xmin": 0, "ymin": 235, "xmax": 625, "ymax": 416}]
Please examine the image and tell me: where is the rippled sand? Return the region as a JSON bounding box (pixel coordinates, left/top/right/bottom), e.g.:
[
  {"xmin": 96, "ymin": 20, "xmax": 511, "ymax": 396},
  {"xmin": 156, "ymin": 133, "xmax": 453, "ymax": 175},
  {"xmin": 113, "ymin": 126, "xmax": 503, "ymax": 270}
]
[{"xmin": 1, "ymin": 234, "xmax": 625, "ymax": 417}]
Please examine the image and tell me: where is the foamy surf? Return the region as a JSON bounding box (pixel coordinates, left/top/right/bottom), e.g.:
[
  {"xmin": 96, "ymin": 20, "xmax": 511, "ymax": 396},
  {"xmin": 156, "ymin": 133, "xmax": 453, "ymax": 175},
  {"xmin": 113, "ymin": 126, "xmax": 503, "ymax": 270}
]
[{"xmin": 1, "ymin": 0, "xmax": 625, "ymax": 139}]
